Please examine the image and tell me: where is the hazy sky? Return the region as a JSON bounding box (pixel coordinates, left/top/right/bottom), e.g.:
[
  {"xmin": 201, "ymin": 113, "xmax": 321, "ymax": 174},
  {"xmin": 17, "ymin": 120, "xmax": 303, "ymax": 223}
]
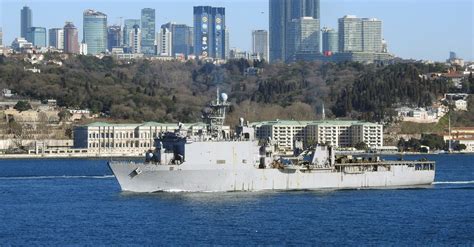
[{"xmin": 1, "ymin": 0, "xmax": 473, "ymax": 61}]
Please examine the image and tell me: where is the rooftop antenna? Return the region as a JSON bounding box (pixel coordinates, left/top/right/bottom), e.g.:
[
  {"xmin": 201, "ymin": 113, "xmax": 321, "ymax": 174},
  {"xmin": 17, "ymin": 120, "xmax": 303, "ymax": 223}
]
[{"xmin": 322, "ymin": 103, "xmax": 326, "ymax": 120}]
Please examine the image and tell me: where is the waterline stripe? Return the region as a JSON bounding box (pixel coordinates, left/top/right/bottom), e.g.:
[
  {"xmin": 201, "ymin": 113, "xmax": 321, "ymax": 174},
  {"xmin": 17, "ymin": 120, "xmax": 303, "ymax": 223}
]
[{"xmin": 0, "ymin": 175, "xmax": 115, "ymax": 180}]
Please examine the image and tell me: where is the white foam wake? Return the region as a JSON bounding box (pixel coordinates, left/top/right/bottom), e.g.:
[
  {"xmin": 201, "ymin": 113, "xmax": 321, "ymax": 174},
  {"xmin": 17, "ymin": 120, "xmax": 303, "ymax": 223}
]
[
  {"xmin": 0, "ymin": 175, "xmax": 115, "ymax": 180},
  {"xmin": 433, "ymin": 180, "xmax": 474, "ymax": 185}
]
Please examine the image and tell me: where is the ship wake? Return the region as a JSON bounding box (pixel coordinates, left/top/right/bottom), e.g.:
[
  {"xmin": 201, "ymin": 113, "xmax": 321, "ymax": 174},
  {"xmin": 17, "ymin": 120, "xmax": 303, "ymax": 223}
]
[{"xmin": 433, "ymin": 180, "xmax": 474, "ymax": 185}]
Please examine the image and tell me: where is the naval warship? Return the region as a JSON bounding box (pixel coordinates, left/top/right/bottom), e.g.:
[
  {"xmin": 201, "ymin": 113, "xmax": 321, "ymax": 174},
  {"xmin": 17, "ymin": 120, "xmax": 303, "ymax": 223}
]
[{"xmin": 108, "ymin": 92, "xmax": 435, "ymax": 193}]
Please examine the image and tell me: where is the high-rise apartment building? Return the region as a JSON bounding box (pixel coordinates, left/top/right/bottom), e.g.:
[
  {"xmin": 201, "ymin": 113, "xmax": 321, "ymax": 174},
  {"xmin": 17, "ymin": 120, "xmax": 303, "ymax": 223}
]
[
  {"xmin": 361, "ymin": 18, "xmax": 382, "ymax": 52},
  {"xmin": 129, "ymin": 24, "xmax": 141, "ymax": 54},
  {"xmin": 64, "ymin": 22, "xmax": 80, "ymax": 54},
  {"xmin": 194, "ymin": 6, "xmax": 226, "ymax": 59},
  {"xmin": 252, "ymin": 30, "xmax": 269, "ymax": 61},
  {"xmin": 338, "ymin": 15, "xmax": 383, "ymax": 53},
  {"xmin": 269, "ymin": 0, "xmax": 320, "ymax": 63},
  {"xmin": 123, "ymin": 19, "xmax": 140, "ymax": 47},
  {"xmin": 338, "ymin": 15, "xmax": 362, "ymax": 52},
  {"xmin": 27, "ymin": 27, "xmax": 47, "ymax": 47},
  {"xmin": 83, "ymin": 9, "xmax": 107, "ymax": 55},
  {"xmin": 321, "ymin": 27, "xmax": 338, "ymax": 55},
  {"xmin": 141, "ymin": 8, "xmax": 156, "ymax": 55},
  {"xmin": 21, "ymin": 6, "xmax": 32, "ymax": 40},
  {"xmin": 107, "ymin": 25, "xmax": 122, "ymax": 52},
  {"xmin": 158, "ymin": 25, "xmax": 173, "ymax": 56},
  {"xmin": 286, "ymin": 17, "xmax": 320, "ymax": 61},
  {"xmin": 49, "ymin": 28, "xmax": 64, "ymax": 50}
]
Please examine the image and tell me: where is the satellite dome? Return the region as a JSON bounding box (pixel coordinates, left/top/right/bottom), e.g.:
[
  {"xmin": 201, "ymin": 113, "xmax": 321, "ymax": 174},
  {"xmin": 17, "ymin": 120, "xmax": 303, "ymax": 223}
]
[{"xmin": 221, "ymin": 93, "xmax": 228, "ymax": 102}]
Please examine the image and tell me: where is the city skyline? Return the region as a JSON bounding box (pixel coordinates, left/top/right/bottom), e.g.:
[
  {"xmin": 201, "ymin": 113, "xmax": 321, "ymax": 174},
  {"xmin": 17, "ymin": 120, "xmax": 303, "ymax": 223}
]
[{"xmin": 0, "ymin": 0, "xmax": 472, "ymax": 61}]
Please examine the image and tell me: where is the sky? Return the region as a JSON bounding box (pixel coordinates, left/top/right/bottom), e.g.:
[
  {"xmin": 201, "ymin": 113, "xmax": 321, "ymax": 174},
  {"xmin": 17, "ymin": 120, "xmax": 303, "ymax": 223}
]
[{"xmin": 0, "ymin": 0, "xmax": 473, "ymax": 61}]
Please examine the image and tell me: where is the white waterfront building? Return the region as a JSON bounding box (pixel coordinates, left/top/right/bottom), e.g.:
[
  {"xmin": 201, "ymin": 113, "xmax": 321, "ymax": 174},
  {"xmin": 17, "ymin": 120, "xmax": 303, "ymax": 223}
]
[
  {"xmin": 253, "ymin": 120, "xmax": 383, "ymax": 151},
  {"xmin": 74, "ymin": 122, "xmax": 229, "ymax": 155}
]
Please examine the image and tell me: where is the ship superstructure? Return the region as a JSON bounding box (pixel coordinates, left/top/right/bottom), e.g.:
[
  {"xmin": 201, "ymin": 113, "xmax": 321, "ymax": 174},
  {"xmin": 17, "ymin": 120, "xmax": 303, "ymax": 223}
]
[{"xmin": 108, "ymin": 93, "xmax": 435, "ymax": 193}]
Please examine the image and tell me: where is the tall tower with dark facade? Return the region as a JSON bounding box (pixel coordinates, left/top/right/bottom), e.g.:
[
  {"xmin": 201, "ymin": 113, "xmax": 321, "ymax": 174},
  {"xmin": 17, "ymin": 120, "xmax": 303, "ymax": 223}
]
[
  {"xmin": 194, "ymin": 6, "xmax": 226, "ymax": 59},
  {"xmin": 269, "ymin": 0, "xmax": 320, "ymax": 63},
  {"xmin": 107, "ymin": 25, "xmax": 122, "ymax": 51},
  {"xmin": 21, "ymin": 6, "xmax": 32, "ymax": 40},
  {"xmin": 141, "ymin": 8, "xmax": 156, "ymax": 55}
]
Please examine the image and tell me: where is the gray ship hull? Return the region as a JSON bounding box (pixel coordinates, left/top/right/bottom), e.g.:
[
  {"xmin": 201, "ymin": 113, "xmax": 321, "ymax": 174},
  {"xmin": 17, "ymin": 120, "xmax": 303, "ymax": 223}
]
[{"xmin": 109, "ymin": 161, "xmax": 435, "ymax": 193}]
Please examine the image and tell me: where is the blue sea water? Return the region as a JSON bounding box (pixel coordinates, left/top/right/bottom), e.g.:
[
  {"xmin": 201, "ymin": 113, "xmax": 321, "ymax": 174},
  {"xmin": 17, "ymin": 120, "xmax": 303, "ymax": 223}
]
[{"xmin": 0, "ymin": 155, "xmax": 473, "ymax": 245}]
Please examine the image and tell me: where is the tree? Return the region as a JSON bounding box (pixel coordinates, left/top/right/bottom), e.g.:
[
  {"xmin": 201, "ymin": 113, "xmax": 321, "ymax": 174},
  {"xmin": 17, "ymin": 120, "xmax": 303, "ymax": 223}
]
[
  {"xmin": 355, "ymin": 142, "xmax": 368, "ymax": 150},
  {"xmin": 14, "ymin": 101, "xmax": 32, "ymax": 112},
  {"xmin": 58, "ymin": 109, "xmax": 72, "ymax": 122}
]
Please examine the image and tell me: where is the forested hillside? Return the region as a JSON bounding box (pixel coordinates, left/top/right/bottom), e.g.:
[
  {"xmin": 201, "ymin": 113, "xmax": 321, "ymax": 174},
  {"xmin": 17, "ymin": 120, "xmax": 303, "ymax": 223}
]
[{"xmin": 0, "ymin": 54, "xmax": 461, "ymax": 124}]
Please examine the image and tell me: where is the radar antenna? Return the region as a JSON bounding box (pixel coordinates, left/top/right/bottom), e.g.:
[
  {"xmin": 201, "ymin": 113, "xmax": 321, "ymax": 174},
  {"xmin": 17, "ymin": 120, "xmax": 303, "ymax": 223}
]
[{"xmin": 202, "ymin": 88, "xmax": 230, "ymax": 140}]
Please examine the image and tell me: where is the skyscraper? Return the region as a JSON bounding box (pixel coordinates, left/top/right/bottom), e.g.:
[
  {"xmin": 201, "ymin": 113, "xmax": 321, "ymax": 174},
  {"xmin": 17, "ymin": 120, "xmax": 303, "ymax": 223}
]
[
  {"xmin": 141, "ymin": 8, "xmax": 156, "ymax": 55},
  {"xmin": 21, "ymin": 6, "xmax": 32, "ymax": 40},
  {"xmin": 269, "ymin": 0, "xmax": 320, "ymax": 62},
  {"xmin": 194, "ymin": 6, "xmax": 226, "ymax": 59},
  {"xmin": 129, "ymin": 24, "xmax": 141, "ymax": 54},
  {"xmin": 169, "ymin": 24, "xmax": 193, "ymax": 56},
  {"xmin": 49, "ymin": 28, "xmax": 64, "ymax": 50},
  {"xmin": 83, "ymin": 9, "xmax": 107, "ymax": 55},
  {"xmin": 338, "ymin": 15, "xmax": 362, "ymax": 52},
  {"xmin": 158, "ymin": 24, "xmax": 172, "ymax": 56},
  {"xmin": 286, "ymin": 17, "xmax": 320, "ymax": 61},
  {"xmin": 338, "ymin": 16, "xmax": 383, "ymax": 53},
  {"xmin": 321, "ymin": 27, "xmax": 338, "ymax": 55},
  {"xmin": 361, "ymin": 18, "xmax": 382, "ymax": 52},
  {"xmin": 0, "ymin": 28, "xmax": 3, "ymax": 46},
  {"xmin": 27, "ymin": 27, "xmax": 47, "ymax": 48},
  {"xmin": 252, "ymin": 30, "xmax": 269, "ymax": 61},
  {"xmin": 107, "ymin": 25, "xmax": 122, "ymax": 51},
  {"xmin": 123, "ymin": 19, "xmax": 140, "ymax": 47},
  {"xmin": 64, "ymin": 22, "xmax": 79, "ymax": 54}
]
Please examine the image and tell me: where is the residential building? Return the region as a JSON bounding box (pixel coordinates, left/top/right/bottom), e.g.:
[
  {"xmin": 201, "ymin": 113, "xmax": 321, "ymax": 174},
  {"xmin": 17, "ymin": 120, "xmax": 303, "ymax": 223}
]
[
  {"xmin": 286, "ymin": 17, "xmax": 320, "ymax": 62},
  {"xmin": 80, "ymin": 42, "xmax": 88, "ymax": 55},
  {"xmin": 321, "ymin": 27, "xmax": 338, "ymax": 55},
  {"xmin": 21, "ymin": 6, "xmax": 32, "ymax": 40},
  {"xmin": 269, "ymin": 0, "xmax": 320, "ymax": 63},
  {"xmin": 443, "ymin": 93, "xmax": 469, "ymax": 111},
  {"xmin": 362, "ymin": 18, "xmax": 382, "ymax": 52},
  {"xmin": 141, "ymin": 8, "xmax": 156, "ymax": 55},
  {"xmin": 194, "ymin": 6, "xmax": 226, "ymax": 59},
  {"xmin": 48, "ymin": 28, "xmax": 64, "ymax": 50},
  {"xmin": 444, "ymin": 127, "xmax": 474, "ymax": 152},
  {"xmin": 83, "ymin": 9, "xmax": 107, "ymax": 55},
  {"xmin": 27, "ymin": 27, "xmax": 47, "ymax": 48},
  {"xmin": 63, "ymin": 22, "xmax": 79, "ymax": 54},
  {"xmin": 254, "ymin": 120, "xmax": 383, "ymax": 151},
  {"xmin": 252, "ymin": 30, "xmax": 269, "ymax": 61},
  {"xmin": 158, "ymin": 25, "xmax": 173, "ymax": 56},
  {"xmin": 338, "ymin": 15, "xmax": 362, "ymax": 52},
  {"xmin": 11, "ymin": 37, "xmax": 33, "ymax": 51},
  {"xmin": 129, "ymin": 24, "xmax": 142, "ymax": 54},
  {"xmin": 123, "ymin": 19, "xmax": 140, "ymax": 47},
  {"xmin": 339, "ymin": 15, "xmax": 383, "ymax": 53},
  {"xmin": 107, "ymin": 25, "xmax": 122, "ymax": 52}
]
